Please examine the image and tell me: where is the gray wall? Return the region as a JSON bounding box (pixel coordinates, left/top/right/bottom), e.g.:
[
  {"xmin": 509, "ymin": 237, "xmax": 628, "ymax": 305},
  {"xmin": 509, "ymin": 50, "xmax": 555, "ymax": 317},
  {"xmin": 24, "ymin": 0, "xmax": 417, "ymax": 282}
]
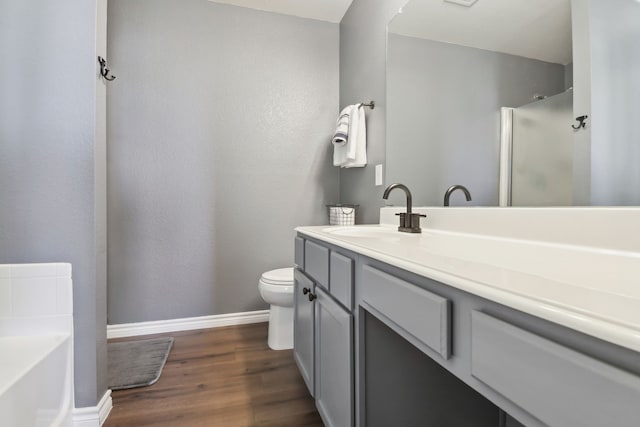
[
  {"xmin": 107, "ymin": 0, "xmax": 339, "ymax": 324},
  {"xmin": 386, "ymin": 34, "xmax": 566, "ymax": 207},
  {"xmin": 0, "ymin": 0, "xmax": 107, "ymax": 408},
  {"xmin": 339, "ymin": 0, "xmax": 408, "ymax": 224},
  {"xmin": 588, "ymin": 0, "xmax": 640, "ymax": 205},
  {"xmin": 564, "ymin": 63, "xmax": 574, "ymax": 90},
  {"xmin": 570, "ymin": 0, "xmax": 592, "ymax": 205},
  {"xmin": 95, "ymin": 0, "xmax": 109, "ymax": 403}
]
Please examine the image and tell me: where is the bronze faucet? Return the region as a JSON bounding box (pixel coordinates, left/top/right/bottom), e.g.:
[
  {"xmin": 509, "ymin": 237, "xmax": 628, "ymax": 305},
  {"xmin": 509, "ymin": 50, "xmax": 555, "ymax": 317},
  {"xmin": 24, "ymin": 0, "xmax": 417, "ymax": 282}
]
[
  {"xmin": 383, "ymin": 183, "xmax": 425, "ymax": 233},
  {"xmin": 444, "ymin": 185, "xmax": 472, "ymax": 207}
]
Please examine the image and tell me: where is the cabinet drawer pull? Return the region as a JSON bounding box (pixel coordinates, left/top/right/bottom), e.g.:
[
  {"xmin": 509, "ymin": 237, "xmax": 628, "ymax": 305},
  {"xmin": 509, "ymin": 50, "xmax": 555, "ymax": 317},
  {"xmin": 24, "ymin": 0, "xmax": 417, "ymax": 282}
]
[
  {"xmin": 308, "ymin": 292, "xmax": 317, "ymax": 302},
  {"xmin": 303, "ymin": 287, "xmax": 310, "ymax": 295}
]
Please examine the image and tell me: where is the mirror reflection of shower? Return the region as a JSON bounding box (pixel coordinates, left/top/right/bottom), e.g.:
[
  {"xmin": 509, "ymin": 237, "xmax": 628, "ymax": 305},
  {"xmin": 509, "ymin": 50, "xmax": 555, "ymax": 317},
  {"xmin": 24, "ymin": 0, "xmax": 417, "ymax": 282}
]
[{"xmin": 500, "ymin": 89, "xmax": 574, "ymax": 207}]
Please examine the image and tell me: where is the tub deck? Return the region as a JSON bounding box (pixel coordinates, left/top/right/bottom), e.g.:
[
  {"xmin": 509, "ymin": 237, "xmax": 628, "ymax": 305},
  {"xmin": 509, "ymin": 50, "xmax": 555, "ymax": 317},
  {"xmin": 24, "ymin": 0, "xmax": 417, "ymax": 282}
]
[
  {"xmin": 0, "ymin": 335, "xmax": 68, "ymax": 394},
  {"xmin": 0, "ymin": 334, "xmax": 72, "ymax": 427}
]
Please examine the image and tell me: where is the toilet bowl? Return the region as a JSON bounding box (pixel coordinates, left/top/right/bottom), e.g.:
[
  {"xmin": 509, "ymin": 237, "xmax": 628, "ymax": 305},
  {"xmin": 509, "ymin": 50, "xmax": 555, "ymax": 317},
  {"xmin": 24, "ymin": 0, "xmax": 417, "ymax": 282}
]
[{"xmin": 258, "ymin": 267, "xmax": 294, "ymax": 350}]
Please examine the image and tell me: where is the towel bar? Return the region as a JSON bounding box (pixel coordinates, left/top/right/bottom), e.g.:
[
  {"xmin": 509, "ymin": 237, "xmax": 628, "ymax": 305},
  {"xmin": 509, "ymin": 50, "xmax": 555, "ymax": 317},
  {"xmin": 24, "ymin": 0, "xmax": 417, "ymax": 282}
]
[{"xmin": 361, "ymin": 101, "xmax": 375, "ymax": 110}]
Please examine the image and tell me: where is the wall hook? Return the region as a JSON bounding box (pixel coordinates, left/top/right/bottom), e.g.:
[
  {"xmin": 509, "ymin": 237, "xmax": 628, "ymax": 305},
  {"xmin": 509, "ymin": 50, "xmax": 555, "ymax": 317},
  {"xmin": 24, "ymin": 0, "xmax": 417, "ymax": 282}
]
[
  {"xmin": 98, "ymin": 56, "xmax": 116, "ymax": 81},
  {"xmin": 572, "ymin": 115, "xmax": 588, "ymax": 130}
]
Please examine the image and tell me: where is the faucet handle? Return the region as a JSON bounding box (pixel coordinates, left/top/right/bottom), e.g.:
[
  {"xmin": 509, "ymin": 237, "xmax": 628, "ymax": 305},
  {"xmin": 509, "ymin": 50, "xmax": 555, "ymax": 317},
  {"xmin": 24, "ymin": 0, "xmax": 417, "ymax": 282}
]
[
  {"xmin": 409, "ymin": 213, "xmax": 426, "ymax": 231},
  {"xmin": 395, "ymin": 212, "xmax": 408, "ymax": 229}
]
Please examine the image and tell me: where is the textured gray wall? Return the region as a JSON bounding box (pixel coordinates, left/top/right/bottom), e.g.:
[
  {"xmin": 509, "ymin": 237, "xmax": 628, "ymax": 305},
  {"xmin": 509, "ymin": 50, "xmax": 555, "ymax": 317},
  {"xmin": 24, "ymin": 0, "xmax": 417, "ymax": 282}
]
[
  {"xmin": 0, "ymin": 0, "xmax": 107, "ymax": 408},
  {"xmin": 339, "ymin": 0, "xmax": 408, "ymax": 224},
  {"xmin": 386, "ymin": 35, "xmax": 565, "ymax": 207},
  {"xmin": 107, "ymin": 0, "xmax": 339, "ymax": 324}
]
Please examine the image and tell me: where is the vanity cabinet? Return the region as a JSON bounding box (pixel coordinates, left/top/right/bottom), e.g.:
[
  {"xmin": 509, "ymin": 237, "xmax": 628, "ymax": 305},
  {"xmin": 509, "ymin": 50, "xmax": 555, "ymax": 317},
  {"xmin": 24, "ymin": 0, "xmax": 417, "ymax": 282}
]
[
  {"xmin": 294, "ymin": 231, "xmax": 640, "ymax": 427},
  {"xmin": 294, "ymin": 237, "xmax": 355, "ymax": 427}
]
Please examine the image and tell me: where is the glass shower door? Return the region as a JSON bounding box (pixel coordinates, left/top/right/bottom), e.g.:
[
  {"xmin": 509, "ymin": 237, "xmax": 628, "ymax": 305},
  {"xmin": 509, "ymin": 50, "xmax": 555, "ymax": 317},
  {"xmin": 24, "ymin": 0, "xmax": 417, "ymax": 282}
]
[{"xmin": 510, "ymin": 90, "xmax": 574, "ymax": 206}]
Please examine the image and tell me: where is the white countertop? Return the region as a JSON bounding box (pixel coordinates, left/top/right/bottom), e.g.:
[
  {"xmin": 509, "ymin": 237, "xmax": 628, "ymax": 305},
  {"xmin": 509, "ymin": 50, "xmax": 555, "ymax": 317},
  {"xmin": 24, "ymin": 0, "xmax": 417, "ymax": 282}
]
[{"xmin": 296, "ymin": 223, "xmax": 640, "ymax": 353}]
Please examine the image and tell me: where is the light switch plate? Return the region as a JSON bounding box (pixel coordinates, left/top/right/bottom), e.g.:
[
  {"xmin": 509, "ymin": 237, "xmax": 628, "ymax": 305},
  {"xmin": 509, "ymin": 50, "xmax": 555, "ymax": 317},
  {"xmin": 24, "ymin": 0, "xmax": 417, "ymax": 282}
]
[{"xmin": 375, "ymin": 164, "xmax": 383, "ymax": 186}]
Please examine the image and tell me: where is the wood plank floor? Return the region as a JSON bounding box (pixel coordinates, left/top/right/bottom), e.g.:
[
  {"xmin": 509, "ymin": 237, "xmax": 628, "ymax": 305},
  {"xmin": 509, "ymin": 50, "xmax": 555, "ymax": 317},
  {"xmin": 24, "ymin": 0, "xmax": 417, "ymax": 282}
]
[{"xmin": 104, "ymin": 323, "xmax": 324, "ymax": 427}]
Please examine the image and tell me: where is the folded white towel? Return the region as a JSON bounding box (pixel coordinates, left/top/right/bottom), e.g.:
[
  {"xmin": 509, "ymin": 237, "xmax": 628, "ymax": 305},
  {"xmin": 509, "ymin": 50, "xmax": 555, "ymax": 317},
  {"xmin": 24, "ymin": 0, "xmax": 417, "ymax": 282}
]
[{"xmin": 343, "ymin": 104, "xmax": 367, "ymax": 168}]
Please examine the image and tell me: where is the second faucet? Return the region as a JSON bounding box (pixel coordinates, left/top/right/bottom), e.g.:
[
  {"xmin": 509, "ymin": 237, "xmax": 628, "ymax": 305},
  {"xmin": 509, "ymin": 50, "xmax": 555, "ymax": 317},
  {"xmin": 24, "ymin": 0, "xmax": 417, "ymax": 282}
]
[{"xmin": 444, "ymin": 185, "xmax": 472, "ymax": 207}]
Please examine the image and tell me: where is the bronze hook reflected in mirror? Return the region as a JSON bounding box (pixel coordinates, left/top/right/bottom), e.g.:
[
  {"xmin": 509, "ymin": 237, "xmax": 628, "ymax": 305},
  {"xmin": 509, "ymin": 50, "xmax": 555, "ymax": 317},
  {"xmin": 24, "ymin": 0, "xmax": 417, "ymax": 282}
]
[
  {"xmin": 572, "ymin": 115, "xmax": 588, "ymax": 130},
  {"xmin": 98, "ymin": 56, "xmax": 116, "ymax": 81}
]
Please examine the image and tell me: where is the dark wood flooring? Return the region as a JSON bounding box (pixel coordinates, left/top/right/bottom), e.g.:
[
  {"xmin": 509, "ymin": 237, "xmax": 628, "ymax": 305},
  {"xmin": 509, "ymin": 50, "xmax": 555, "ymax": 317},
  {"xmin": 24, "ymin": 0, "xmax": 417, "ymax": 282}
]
[{"xmin": 104, "ymin": 322, "xmax": 323, "ymax": 427}]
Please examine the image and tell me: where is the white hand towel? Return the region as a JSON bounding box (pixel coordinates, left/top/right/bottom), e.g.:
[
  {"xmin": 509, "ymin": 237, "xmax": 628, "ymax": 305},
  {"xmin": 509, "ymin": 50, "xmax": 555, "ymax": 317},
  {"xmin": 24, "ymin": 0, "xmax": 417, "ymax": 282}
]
[
  {"xmin": 333, "ymin": 104, "xmax": 358, "ymax": 167},
  {"xmin": 343, "ymin": 104, "xmax": 367, "ymax": 168},
  {"xmin": 345, "ymin": 104, "xmax": 359, "ymax": 162},
  {"xmin": 332, "ymin": 106, "xmax": 351, "ymax": 146}
]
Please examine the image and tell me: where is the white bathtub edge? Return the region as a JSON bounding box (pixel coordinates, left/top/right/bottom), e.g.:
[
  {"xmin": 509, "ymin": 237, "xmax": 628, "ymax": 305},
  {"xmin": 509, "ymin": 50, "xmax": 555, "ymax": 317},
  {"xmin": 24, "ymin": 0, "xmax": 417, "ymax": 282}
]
[{"xmin": 72, "ymin": 390, "xmax": 112, "ymax": 427}]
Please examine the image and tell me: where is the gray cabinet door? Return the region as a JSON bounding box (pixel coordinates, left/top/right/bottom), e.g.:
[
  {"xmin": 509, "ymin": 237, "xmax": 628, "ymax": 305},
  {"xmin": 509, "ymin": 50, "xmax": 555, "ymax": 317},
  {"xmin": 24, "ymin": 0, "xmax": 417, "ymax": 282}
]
[
  {"xmin": 294, "ymin": 269, "xmax": 315, "ymax": 397},
  {"xmin": 315, "ymin": 286, "xmax": 354, "ymax": 427}
]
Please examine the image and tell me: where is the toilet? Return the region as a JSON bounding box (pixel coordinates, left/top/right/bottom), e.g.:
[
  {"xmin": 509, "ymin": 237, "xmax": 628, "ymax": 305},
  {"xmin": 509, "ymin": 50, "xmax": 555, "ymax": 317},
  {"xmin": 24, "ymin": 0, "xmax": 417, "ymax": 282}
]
[{"xmin": 258, "ymin": 267, "xmax": 295, "ymax": 350}]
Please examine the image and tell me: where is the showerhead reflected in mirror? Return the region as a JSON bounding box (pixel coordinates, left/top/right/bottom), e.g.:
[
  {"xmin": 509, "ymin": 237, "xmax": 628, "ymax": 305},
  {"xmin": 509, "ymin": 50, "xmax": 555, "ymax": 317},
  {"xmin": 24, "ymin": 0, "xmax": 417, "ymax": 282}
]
[{"xmin": 385, "ymin": 0, "xmax": 640, "ymax": 207}]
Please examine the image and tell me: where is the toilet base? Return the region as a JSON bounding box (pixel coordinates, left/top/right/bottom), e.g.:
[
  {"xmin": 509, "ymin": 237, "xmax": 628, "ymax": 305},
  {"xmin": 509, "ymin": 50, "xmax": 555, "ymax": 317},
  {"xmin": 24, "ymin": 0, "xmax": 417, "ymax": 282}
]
[{"xmin": 267, "ymin": 305, "xmax": 294, "ymax": 350}]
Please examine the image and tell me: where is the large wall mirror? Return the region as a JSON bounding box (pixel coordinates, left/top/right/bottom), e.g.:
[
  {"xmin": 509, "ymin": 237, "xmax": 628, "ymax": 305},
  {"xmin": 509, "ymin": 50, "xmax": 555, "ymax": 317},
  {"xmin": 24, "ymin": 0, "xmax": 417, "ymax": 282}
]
[{"xmin": 386, "ymin": 0, "xmax": 640, "ymax": 207}]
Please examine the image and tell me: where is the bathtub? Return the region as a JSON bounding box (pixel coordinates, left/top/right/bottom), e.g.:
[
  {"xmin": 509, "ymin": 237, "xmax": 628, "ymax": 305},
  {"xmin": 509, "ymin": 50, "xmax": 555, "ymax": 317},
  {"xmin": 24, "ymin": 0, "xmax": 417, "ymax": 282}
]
[
  {"xmin": 0, "ymin": 334, "xmax": 73, "ymax": 426},
  {"xmin": 0, "ymin": 263, "xmax": 75, "ymax": 427}
]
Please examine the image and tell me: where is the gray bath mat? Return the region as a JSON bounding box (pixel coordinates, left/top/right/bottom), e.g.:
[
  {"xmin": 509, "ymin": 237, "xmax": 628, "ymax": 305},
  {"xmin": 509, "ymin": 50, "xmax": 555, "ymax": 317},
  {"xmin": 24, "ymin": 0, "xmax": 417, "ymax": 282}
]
[{"xmin": 108, "ymin": 337, "xmax": 174, "ymax": 390}]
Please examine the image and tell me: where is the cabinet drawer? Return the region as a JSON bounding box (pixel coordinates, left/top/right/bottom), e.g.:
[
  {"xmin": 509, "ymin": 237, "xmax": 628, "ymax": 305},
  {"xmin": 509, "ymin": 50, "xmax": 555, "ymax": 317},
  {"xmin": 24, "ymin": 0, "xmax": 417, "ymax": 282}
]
[
  {"xmin": 471, "ymin": 311, "xmax": 640, "ymax": 427},
  {"xmin": 305, "ymin": 240, "xmax": 329, "ymax": 288},
  {"xmin": 294, "ymin": 236, "xmax": 305, "ymax": 268},
  {"xmin": 360, "ymin": 265, "xmax": 451, "ymax": 359},
  {"xmin": 330, "ymin": 252, "xmax": 353, "ymax": 309}
]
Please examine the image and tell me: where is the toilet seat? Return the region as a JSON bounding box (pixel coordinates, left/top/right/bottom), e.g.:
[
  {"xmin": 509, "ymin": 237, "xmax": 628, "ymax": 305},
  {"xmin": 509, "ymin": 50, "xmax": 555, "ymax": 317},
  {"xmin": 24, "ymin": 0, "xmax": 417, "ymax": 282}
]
[{"xmin": 260, "ymin": 267, "xmax": 294, "ymax": 286}]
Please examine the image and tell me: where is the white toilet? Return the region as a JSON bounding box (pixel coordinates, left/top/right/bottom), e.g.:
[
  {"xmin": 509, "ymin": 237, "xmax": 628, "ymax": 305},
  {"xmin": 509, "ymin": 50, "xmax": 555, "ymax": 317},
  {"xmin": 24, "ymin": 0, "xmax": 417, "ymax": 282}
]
[{"xmin": 258, "ymin": 267, "xmax": 295, "ymax": 350}]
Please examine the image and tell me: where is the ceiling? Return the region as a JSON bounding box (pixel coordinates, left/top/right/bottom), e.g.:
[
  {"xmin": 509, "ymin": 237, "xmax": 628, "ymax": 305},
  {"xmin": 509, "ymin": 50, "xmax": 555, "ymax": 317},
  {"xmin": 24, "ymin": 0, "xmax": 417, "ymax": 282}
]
[
  {"xmin": 207, "ymin": 0, "xmax": 354, "ymax": 23},
  {"xmin": 389, "ymin": 0, "xmax": 572, "ymax": 65}
]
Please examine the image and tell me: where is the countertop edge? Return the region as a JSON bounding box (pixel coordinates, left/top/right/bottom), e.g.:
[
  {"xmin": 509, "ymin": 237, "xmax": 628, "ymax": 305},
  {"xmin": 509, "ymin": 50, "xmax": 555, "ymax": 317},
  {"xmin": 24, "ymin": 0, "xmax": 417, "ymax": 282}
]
[{"xmin": 296, "ymin": 227, "xmax": 640, "ymax": 353}]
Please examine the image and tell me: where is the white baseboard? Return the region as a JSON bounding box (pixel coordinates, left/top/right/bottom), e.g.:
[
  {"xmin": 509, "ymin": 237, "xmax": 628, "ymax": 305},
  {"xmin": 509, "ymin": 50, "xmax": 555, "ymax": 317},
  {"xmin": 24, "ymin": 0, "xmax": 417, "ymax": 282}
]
[
  {"xmin": 107, "ymin": 310, "xmax": 269, "ymax": 339},
  {"xmin": 98, "ymin": 390, "xmax": 113, "ymax": 426},
  {"xmin": 73, "ymin": 390, "xmax": 112, "ymax": 427}
]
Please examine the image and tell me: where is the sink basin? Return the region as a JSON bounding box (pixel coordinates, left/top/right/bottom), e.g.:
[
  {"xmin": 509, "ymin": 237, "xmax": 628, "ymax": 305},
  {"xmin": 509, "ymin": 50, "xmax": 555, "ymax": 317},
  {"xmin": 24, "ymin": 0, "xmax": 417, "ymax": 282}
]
[{"xmin": 322, "ymin": 226, "xmax": 404, "ymax": 238}]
